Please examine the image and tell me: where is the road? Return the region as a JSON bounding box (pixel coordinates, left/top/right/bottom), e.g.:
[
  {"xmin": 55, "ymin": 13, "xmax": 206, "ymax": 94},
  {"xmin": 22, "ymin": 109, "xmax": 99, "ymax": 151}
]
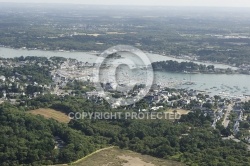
[
  {"xmin": 70, "ymin": 146, "xmax": 115, "ymax": 165},
  {"xmin": 222, "ymin": 103, "xmax": 233, "ymax": 128}
]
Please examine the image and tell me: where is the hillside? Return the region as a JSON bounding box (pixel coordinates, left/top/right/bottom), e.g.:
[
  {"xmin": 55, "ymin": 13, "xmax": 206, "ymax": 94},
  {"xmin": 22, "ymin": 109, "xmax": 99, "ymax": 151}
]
[{"xmin": 70, "ymin": 147, "xmax": 185, "ymax": 166}]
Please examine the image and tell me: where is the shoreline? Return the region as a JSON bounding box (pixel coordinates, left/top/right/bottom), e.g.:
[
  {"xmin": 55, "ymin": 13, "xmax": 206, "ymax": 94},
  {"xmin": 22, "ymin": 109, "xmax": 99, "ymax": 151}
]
[
  {"xmin": 0, "ymin": 45, "xmax": 237, "ymax": 69},
  {"xmin": 154, "ymin": 70, "xmax": 248, "ymax": 76}
]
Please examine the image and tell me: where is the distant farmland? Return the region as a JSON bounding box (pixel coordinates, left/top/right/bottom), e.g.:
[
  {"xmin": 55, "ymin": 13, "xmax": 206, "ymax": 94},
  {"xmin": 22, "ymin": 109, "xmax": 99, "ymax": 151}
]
[{"xmin": 27, "ymin": 108, "xmax": 70, "ymax": 123}]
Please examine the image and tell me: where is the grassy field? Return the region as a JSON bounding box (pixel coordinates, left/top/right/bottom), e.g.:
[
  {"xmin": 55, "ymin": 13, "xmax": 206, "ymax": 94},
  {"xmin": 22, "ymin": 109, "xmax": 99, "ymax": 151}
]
[
  {"xmin": 27, "ymin": 108, "xmax": 70, "ymax": 123},
  {"xmin": 66, "ymin": 146, "xmax": 185, "ymax": 166}
]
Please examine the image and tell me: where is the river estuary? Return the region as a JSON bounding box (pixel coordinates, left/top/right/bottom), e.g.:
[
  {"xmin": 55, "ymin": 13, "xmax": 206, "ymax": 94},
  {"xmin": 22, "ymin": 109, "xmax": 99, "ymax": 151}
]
[{"xmin": 0, "ymin": 47, "xmax": 249, "ymax": 98}]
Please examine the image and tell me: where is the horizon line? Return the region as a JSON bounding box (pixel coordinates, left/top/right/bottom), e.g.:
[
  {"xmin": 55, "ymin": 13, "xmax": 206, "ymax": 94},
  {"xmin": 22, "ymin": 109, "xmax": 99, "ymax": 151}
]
[{"xmin": 0, "ymin": 2, "xmax": 250, "ymax": 8}]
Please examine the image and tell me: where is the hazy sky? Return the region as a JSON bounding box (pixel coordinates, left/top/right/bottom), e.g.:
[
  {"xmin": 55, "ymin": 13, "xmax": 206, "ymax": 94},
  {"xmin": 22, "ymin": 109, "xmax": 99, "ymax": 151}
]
[{"xmin": 0, "ymin": 0, "xmax": 250, "ymax": 7}]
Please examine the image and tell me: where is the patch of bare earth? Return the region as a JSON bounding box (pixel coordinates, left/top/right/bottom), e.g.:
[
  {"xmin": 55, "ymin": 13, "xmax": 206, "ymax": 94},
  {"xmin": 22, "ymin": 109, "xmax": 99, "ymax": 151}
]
[
  {"xmin": 119, "ymin": 155, "xmax": 154, "ymax": 166},
  {"xmin": 27, "ymin": 108, "xmax": 70, "ymax": 123},
  {"xmin": 70, "ymin": 147, "xmax": 185, "ymax": 166}
]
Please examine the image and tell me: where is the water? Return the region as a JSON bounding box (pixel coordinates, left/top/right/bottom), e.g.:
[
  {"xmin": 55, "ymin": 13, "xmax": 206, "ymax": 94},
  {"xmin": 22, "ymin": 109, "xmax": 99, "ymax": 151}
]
[
  {"xmin": 0, "ymin": 47, "xmax": 235, "ymax": 69},
  {"xmin": 0, "ymin": 47, "xmax": 248, "ymax": 97},
  {"xmin": 0, "ymin": 47, "xmax": 99, "ymax": 63},
  {"xmin": 154, "ymin": 72, "xmax": 250, "ymax": 97}
]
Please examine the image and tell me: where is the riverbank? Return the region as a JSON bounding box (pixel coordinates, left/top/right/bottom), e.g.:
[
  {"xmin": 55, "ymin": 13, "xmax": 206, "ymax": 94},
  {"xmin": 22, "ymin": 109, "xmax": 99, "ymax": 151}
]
[{"xmin": 0, "ymin": 46, "xmax": 237, "ymax": 70}]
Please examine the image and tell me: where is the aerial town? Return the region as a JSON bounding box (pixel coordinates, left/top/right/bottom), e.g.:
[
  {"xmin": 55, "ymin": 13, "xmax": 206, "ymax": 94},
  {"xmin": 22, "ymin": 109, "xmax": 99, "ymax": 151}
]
[{"xmin": 1, "ymin": 56, "xmax": 250, "ymax": 146}]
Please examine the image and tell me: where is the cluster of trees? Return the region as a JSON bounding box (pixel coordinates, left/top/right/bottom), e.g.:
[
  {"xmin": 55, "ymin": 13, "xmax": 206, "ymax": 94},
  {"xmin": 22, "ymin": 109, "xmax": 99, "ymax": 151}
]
[
  {"xmin": 0, "ymin": 64, "xmax": 52, "ymax": 85},
  {"xmin": 18, "ymin": 94, "xmax": 111, "ymax": 113},
  {"xmin": 21, "ymin": 94, "xmax": 250, "ymax": 165},
  {"xmin": 244, "ymin": 101, "xmax": 250, "ymax": 113},
  {"xmin": 69, "ymin": 110, "xmax": 250, "ymax": 166},
  {"xmin": 1, "ymin": 93, "xmax": 250, "ymax": 165},
  {"xmin": 13, "ymin": 65, "xmax": 52, "ymax": 85},
  {"xmin": 0, "ymin": 103, "xmax": 106, "ymax": 165},
  {"xmin": 152, "ymin": 60, "xmax": 215, "ymax": 73}
]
